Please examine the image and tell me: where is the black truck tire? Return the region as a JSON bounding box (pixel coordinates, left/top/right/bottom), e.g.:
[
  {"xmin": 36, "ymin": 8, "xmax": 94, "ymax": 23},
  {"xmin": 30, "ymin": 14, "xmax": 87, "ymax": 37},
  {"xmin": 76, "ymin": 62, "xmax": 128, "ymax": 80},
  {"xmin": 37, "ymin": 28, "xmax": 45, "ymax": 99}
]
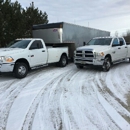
[
  {"xmin": 76, "ymin": 65, "xmax": 83, "ymax": 69},
  {"xmin": 102, "ymin": 57, "xmax": 111, "ymax": 72},
  {"xmin": 58, "ymin": 55, "xmax": 68, "ymax": 67}
]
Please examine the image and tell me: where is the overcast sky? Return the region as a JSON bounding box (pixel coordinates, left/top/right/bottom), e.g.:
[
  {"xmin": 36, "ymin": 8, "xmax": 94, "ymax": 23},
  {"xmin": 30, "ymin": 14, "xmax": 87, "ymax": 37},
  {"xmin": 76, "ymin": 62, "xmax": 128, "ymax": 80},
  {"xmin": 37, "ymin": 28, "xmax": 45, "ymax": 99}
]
[{"xmin": 12, "ymin": 0, "xmax": 130, "ymax": 36}]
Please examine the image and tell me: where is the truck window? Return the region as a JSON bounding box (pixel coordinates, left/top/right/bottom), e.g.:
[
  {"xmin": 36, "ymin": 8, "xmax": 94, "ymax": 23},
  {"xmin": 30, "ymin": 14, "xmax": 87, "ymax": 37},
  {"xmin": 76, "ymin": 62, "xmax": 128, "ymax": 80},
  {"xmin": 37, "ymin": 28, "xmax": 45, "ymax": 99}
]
[
  {"xmin": 87, "ymin": 38, "xmax": 112, "ymax": 46},
  {"xmin": 9, "ymin": 40, "xmax": 31, "ymax": 49},
  {"xmin": 112, "ymin": 38, "xmax": 119, "ymax": 46},
  {"xmin": 29, "ymin": 40, "xmax": 43, "ymax": 50},
  {"xmin": 119, "ymin": 38, "xmax": 125, "ymax": 46}
]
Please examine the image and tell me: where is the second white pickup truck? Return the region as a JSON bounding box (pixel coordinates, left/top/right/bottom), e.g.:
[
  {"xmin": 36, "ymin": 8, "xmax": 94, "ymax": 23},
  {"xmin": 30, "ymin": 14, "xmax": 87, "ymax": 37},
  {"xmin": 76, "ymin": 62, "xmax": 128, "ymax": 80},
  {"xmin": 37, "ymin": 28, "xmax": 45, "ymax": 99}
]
[
  {"xmin": 74, "ymin": 37, "xmax": 130, "ymax": 71},
  {"xmin": 0, "ymin": 38, "xmax": 68, "ymax": 78}
]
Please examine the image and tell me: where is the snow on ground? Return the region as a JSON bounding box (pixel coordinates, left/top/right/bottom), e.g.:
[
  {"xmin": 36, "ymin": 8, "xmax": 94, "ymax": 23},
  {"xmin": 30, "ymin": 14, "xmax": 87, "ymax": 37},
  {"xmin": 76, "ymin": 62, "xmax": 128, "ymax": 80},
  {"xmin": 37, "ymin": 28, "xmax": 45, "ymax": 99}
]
[{"xmin": 0, "ymin": 62, "xmax": 130, "ymax": 130}]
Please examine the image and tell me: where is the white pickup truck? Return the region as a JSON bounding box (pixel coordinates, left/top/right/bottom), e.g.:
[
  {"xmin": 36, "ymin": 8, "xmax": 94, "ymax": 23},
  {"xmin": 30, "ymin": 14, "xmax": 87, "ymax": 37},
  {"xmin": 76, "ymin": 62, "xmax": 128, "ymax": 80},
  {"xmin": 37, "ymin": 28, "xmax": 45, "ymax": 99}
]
[
  {"xmin": 74, "ymin": 37, "xmax": 130, "ymax": 71},
  {"xmin": 0, "ymin": 38, "xmax": 68, "ymax": 78}
]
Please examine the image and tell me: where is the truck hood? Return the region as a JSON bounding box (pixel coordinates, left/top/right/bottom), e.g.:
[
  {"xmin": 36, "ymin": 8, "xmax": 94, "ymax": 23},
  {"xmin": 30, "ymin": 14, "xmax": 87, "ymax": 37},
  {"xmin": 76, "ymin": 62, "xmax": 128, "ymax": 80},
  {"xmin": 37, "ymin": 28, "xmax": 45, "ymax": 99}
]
[
  {"xmin": 0, "ymin": 48, "xmax": 25, "ymax": 56},
  {"xmin": 77, "ymin": 45, "xmax": 110, "ymax": 52}
]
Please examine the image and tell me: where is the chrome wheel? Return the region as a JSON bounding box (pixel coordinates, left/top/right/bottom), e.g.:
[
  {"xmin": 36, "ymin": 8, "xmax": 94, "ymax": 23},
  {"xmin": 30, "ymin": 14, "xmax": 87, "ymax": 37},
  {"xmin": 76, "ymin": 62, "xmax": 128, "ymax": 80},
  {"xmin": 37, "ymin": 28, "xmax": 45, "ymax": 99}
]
[
  {"xmin": 14, "ymin": 62, "xmax": 28, "ymax": 78},
  {"xmin": 18, "ymin": 66, "xmax": 27, "ymax": 75},
  {"xmin": 62, "ymin": 57, "xmax": 67, "ymax": 66}
]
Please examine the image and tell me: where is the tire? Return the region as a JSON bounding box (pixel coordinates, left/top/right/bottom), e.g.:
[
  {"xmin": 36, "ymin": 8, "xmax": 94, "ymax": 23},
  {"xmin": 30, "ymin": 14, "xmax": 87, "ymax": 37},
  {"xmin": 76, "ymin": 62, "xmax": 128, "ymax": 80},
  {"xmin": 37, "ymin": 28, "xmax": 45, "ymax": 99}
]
[
  {"xmin": 76, "ymin": 65, "xmax": 83, "ymax": 69},
  {"xmin": 102, "ymin": 57, "xmax": 111, "ymax": 72},
  {"xmin": 58, "ymin": 55, "xmax": 68, "ymax": 67},
  {"xmin": 14, "ymin": 62, "xmax": 28, "ymax": 78}
]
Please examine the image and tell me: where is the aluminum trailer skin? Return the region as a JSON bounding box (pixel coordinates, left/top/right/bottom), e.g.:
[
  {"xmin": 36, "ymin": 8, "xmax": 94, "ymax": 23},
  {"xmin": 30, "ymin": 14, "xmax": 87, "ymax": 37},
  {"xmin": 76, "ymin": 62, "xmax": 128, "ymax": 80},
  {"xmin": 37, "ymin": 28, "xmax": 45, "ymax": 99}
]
[{"xmin": 32, "ymin": 22, "xmax": 110, "ymax": 58}]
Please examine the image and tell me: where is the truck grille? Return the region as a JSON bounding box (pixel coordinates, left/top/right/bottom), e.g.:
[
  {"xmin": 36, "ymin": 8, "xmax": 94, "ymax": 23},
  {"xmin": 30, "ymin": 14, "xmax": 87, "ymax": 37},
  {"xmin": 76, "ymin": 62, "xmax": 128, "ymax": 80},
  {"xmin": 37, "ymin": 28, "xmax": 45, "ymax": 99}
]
[{"xmin": 76, "ymin": 50, "xmax": 94, "ymax": 58}]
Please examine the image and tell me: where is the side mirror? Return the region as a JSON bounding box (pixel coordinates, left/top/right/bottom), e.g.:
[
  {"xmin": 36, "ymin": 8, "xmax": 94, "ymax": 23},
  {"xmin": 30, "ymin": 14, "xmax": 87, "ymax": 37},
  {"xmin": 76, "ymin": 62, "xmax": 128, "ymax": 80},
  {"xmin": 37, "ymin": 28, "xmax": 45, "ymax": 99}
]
[
  {"xmin": 112, "ymin": 44, "xmax": 116, "ymax": 47},
  {"xmin": 29, "ymin": 46, "xmax": 37, "ymax": 50},
  {"xmin": 83, "ymin": 42, "xmax": 86, "ymax": 46},
  {"xmin": 112, "ymin": 44, "xmax": 120, "ymax": 47}
]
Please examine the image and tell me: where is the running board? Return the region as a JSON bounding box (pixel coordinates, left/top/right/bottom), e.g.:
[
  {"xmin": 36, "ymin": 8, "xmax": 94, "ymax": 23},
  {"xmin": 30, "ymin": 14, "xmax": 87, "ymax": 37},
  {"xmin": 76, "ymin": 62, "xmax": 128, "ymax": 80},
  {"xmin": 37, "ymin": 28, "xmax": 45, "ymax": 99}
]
[
  {"xmin": 31, "ymin": 64, "xmax": 48, "ymax": 70},
  {"xmin": 113, "ymin": 58, "xmax": 127, "ymax": 64}
]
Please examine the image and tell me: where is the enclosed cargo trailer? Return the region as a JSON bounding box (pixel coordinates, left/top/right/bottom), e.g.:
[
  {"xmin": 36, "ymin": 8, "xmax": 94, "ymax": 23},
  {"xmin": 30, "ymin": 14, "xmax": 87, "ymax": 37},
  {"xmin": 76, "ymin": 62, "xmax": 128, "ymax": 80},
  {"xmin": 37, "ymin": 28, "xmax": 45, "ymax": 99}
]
[{"xmin": 32, "ymin": 22, "xmax": 110, "ymax": 58}]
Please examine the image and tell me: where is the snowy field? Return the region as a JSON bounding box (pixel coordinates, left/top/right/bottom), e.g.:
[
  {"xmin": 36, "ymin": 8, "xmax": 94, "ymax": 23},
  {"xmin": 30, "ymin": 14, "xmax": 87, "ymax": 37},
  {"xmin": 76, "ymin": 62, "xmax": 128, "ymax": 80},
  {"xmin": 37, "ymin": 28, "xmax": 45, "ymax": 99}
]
[{"xmin": 0, "ymin": 62, "xmax": 130, "ymax": 130}]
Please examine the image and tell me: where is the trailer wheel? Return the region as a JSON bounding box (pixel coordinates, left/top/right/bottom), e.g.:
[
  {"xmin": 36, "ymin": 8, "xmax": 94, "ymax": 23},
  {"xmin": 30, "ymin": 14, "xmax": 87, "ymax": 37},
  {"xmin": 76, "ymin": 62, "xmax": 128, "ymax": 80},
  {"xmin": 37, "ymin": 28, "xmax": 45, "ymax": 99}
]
[
  {"xmin": 102, "ymin": 57, "xmax": 111, "ymax": 72},
  {"xmin": 76, "ymin": 65, "xmax": 83, "ymax": 69},
  {"xmin": 14, "ymin": 62, "xmax": 28, "ymax": 78},
  {"xmin": 59, "ymin": 55, "xmax": 68, "ymax": 67}
]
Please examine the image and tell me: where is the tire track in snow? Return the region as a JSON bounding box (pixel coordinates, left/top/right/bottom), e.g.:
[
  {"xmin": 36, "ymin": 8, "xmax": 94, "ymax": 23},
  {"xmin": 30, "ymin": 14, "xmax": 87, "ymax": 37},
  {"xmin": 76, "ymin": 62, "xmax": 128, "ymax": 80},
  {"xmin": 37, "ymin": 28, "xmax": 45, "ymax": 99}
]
[
  {"xmin": 108, "ymin": 66, "xmax": 130, "ymax": 123},
  {"xmin": 0, "ymin": 65, "xmax": 71, "ymax": 130},
  {"xmin": 36, "ymin": 68, "xmax": 120, "ymax": 130},
  {"xmin": 91, "ymin": 81, "xmax": 121, "ymax": 130},
  {"xmin": 2, "ymin": 63, "xmax": 130, "ymax": 130},
  {"xmin": 67, "ymin": 70, "xmax": 120, "ymax": 130},
  {"xmin": 93, "ymin": 66, "xmax": 130, "ymax": 129},
  {"xmin": 58, "ymin": 70, "xmax": 101, "ymax": 130},
  {"xmin": 0, "ymin": 80, "xmax": 17, "ymax": 95},
  {"xmin": 21, "ymin": 65, "xmax": 76, "ymax": 130},
  {"xmin": 36, "ymin": 69, "xmax": 81, "ymax": 130},
  {"xmin": 0, "ymin": 66, "xmax": 54, "ymax": 96},
  {"xmin": 57, "ymin": 68, "xmax": 120, "ymax": 130},
  {"xmin": 0, "ymin": 74, "xmax": 37, "ymax": 130},
  {"xmin": 48, "ymin": 70, "xmax": 81, "ymax": 130}
]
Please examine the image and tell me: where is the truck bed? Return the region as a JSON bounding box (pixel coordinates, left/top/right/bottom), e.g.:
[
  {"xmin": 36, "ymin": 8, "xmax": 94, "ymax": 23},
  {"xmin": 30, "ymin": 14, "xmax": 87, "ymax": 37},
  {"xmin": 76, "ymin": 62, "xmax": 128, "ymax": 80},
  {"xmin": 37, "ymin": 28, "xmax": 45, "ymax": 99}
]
[
  {"xmin": 127, "ymin": 45, "xmax": 130, "ymax": 58},
  {"xmin": 47, "ymin": 46, "xmax": 68, "ymax": 63}
]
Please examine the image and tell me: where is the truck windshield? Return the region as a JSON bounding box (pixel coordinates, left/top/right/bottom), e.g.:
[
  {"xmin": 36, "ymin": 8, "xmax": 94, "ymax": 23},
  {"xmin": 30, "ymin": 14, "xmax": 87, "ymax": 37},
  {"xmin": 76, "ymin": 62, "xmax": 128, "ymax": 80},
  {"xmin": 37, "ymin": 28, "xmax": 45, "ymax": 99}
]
[
  {"xmin": 8, "ymin": 40, "xmax": 31, "ymax": 49},
  {"xmin": 87, "ymin": 38, "xmax": 112, "ymax": 46}
]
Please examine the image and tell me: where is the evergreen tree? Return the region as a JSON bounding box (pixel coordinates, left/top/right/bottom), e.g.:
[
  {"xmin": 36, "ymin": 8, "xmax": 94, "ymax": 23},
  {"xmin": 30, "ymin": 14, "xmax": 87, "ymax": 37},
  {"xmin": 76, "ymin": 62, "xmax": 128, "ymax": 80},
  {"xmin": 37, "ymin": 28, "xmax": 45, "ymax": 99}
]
[
  {"xmin": 23, "ymin": 2, "xmax": 48, "ymax": 37},
  {"xmin": 0, "ymin": 0, "xmax": 48, "ymax": 47},
  {"xmin": 123, "ymin": 30, "xmax": 130, "ymax": 43},
  {"xmin": 0, "ymin": 0, "xmax": 4, "ymax": 47},
  {"xmin": 0, "ymin": 0, "xmax": 12, "ymax": 47}
]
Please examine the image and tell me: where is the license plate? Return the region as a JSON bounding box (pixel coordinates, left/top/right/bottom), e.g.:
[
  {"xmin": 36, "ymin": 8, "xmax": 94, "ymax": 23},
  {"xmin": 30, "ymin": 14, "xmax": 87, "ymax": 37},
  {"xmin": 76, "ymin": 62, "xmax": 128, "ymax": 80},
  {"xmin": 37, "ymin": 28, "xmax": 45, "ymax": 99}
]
[{"xmin": 81, "ymin": 61, "xmax": 86, "ymax": 64}]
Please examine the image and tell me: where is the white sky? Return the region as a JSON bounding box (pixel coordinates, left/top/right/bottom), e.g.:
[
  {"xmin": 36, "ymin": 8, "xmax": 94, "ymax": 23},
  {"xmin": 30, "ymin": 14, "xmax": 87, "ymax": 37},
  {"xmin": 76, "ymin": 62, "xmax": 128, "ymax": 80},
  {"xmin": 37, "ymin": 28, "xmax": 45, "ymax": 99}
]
[{"xmin": 12, "ymin": 0, "xmax": 130, "ymax": 36}]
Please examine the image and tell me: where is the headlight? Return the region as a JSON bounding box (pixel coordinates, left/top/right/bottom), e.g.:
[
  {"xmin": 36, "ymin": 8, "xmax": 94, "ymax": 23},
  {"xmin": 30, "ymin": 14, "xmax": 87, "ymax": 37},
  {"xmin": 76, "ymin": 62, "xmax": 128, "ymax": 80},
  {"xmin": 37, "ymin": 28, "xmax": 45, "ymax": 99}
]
[
  {"xmin": 74, "ymin": 51, "xmax": 76, "ymax": 57},
  {"xmin": 5, "ymin": 56, "xmax": 14, "ymax": 62},
  {"xmin": 0, "ymin": 56, "xmax": 14, "ymax": 62},
  {"xmin": 94, "ymin": 52, "xmax": 104, "ymax": 57},
  {"xmin": 0, "ymin": 56, "xmax": 4, "ymax": 62}
]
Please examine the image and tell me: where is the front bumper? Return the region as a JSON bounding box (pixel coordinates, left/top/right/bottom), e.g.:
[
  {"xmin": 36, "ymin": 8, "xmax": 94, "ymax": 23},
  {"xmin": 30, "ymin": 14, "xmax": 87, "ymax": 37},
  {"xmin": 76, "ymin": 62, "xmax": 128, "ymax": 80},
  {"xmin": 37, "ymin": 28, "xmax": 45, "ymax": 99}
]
[
  {"xmin": 74, "ymin": 58, "xmax": 104, "ymax": 66},
  {"xmin": 0, "ymin": 62, "xmax": 15, "ymax": 72}
]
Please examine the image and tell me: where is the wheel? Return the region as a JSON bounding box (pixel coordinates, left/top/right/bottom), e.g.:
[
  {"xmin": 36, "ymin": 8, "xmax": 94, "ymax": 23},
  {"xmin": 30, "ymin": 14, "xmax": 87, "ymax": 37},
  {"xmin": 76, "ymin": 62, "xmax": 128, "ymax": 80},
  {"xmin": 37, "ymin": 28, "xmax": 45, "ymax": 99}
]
[
  {"xmin": 76, "ymin": 65, "xmax": 83, "ymax": 69},
  {"xmin": 102, "ymin": 57, "xmax": 111, "ymax": 72},
  {"xmin": 14, "ymin": 62, "xmax": 28, "ymax": 78},
  {"xmin": 58, "ymin": 55, "xmax": 68, "ymax": 67}
]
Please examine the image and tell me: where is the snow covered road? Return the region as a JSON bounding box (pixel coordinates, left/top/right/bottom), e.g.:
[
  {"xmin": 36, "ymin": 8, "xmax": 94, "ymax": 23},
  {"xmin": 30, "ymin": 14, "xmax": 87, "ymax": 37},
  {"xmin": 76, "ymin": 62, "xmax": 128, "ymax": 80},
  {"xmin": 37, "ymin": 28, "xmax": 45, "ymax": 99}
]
[{"xmin": 0, "ymin": 63, "xmax": 130, "ymax": 130}]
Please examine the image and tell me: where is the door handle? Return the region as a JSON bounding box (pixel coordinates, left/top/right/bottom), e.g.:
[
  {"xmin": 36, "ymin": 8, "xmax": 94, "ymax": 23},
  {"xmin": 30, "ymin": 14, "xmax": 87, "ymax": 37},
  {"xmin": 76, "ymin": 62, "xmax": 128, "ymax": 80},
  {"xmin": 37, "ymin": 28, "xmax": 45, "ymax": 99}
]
[
  {"xmin": 118, "ymin": 47, "xmax": 121, "ymax": 49},
  {"xmin": 28, "ymin": 55, "xmax": 34, "ymax": 57},
  {"xmin": 42, "ymin": 50, "xmax": 45, "ymax": 52},
  {"xmin": 125, "ymin": 46, "xmax": 127, "ymax": 48}
]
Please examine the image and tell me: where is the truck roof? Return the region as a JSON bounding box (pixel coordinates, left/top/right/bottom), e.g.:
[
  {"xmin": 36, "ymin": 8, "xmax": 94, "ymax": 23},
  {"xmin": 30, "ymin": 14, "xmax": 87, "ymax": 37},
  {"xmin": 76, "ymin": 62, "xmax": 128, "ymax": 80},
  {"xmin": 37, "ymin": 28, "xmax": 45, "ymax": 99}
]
[
  {"xmin": 32, "ymin": 22, "xmax": 110, "ymax": 33},
  {"xmin": 33, "ymin": 22, "xmax": 64, "ymax": 30},
  {"xmin": 16, "ymin": 38, "xmax": 42, "ymax": 40},
  {"xmin": 93, "ymin": 36, "xmax": 124, "ymax": 39}
]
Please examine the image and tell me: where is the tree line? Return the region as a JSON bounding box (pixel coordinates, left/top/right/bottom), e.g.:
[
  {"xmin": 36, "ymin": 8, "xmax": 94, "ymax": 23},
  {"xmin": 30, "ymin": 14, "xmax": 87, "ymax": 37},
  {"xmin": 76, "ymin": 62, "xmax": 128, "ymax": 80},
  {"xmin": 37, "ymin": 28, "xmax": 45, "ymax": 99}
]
[
  {"xmin": 0, "ymin": 0, "xmax": 48, "ymax": 47},
  {"xmin": 123, "ymin": 30, "xmax": 130, "ymax": 43}
]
